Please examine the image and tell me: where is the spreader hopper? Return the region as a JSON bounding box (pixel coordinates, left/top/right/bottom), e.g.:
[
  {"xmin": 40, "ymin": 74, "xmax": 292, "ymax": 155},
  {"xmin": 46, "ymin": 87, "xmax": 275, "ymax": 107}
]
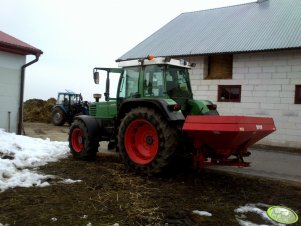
[{"xmin": 182, "ymin": 116, "xmax": 276, "ymax": 168}]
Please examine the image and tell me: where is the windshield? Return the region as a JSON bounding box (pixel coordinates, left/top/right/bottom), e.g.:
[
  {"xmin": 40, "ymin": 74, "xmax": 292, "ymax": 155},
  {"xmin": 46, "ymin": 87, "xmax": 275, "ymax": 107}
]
[
  {"xmin": 143, "ymin": 65, "xmax": 191, "ymax": 99},
  {"xmin": 70, "ymin": 94, "xmax": 81, "ymax": 104}
]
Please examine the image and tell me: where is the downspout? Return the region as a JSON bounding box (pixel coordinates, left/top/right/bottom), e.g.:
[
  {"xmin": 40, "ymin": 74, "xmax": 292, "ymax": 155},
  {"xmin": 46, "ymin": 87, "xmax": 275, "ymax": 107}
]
[
  {"xmin": 8, "ymin": 111, "xmax": 11, "ymax": 132},
  {"xmin": 17, "ymin": 54, "xmax": 41, "ymax": 135}
]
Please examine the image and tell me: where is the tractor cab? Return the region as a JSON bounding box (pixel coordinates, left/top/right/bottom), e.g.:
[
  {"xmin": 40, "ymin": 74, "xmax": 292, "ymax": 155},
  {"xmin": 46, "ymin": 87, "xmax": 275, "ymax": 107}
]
[
  {"xmin": 91, "ymin": 56, "xmax": 215, "ymax": 118},
  {"xmin": 122, "ymin": 57, "xmax": 217, "ymax": 116},
  {"xmin": 92, "ymin": 56, "xmax": 193, "ymax": 101},
  {"xmin": 56, "ymin": 92, "xmax": 82, "ymax": 107},
  {"xmin": 91, "ymin": 56, "xmax": 218, "ymax": 127},
  {"xmin": 117, "ymin": 56, "xmax": 193, "ymax": 103}
]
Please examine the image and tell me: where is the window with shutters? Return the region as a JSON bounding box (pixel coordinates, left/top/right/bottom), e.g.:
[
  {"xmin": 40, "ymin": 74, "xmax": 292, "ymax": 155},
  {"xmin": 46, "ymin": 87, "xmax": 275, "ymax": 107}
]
[
  {"xmin": 206, "ymin": 54, "xmax": 233, "ymax": 79},
  {"xmin": 295, "ymin": 85, "xmax": 301, "ymax": 104},
  {"xmin": 218, "ymin": 85, "xmax": 241, "ymax": 102}
]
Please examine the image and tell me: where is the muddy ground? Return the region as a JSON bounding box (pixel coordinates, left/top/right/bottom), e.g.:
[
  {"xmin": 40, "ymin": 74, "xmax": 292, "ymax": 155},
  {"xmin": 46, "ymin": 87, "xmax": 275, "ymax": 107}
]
[{"xmin": 0, "ymin": 122, "xmax": 300, "ymax": 226}]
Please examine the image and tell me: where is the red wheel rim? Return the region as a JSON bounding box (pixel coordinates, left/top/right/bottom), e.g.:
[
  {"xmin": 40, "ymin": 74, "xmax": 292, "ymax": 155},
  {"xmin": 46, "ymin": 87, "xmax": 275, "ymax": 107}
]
[
  {"xmin": 125, "ymin": 119, "xmax": 159, "ymax": 165},
  {"xmin": 71, "ymin": 128, "xmax": 84, "ymax": 153}
]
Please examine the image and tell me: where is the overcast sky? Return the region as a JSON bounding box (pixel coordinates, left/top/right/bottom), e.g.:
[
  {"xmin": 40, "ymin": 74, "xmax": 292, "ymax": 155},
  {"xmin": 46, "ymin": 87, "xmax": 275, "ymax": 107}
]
[{"xmin": 0, "ymin": 0, "xmax": 254, "ymax": 101}]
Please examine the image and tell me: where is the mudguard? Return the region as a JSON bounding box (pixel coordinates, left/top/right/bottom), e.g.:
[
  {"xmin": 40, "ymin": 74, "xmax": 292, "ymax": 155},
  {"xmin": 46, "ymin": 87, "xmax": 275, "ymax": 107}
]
[
  {"xmin": 53, "ymin": 105, "xmax": 67, "ymax": 114},
  {"xmin": 74, "ymin": 115, "xmax": 101, "ymax": 138},
  {"xmin": 118, "ymin": 98, "xmax": 185, "ymax": 122}
]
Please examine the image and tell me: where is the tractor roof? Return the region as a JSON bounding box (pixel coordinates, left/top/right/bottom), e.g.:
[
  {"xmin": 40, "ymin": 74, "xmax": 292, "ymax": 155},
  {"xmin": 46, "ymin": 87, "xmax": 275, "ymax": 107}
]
[{"xmin": 118, "ymin": 57, "xmax": 192, "ymax": 69}]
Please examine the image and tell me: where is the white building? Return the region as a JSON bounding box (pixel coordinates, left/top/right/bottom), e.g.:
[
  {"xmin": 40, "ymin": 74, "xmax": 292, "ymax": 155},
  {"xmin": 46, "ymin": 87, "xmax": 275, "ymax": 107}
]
[
  {"xmin": 118, "ymin": 0, "xmax": 301, "ymax": 149},
  {"xmin": 0, "ymin": 31, "xmax": 42, "ymax": 134}
]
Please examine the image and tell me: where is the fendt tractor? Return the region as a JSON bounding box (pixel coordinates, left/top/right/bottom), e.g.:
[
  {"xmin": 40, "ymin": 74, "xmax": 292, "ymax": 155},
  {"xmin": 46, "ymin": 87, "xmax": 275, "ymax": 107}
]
[{"xmin": 69, "ymin": 56, "xmax": 276, "ymax": 174}]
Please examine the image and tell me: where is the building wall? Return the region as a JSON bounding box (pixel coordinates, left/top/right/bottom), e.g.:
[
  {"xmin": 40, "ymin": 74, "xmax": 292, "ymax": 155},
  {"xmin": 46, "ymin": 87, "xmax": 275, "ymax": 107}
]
[
  {"xmin": 189, "ymin": 49, "xmax": 301, "ymax": 149},
  {"xmin": 0, "ymin": 51, "xmax": 26, "ymax": 133}
]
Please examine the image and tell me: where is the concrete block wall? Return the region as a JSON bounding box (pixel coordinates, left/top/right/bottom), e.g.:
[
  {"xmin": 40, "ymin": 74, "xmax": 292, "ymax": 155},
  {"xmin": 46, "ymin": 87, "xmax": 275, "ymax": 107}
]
[{"xmin": 188, "ymin": 50, "xmax": 301, "ymax": 149}]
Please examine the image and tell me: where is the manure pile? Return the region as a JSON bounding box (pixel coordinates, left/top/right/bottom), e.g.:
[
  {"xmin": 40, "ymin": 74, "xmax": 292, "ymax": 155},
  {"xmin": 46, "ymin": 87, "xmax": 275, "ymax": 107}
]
[{"xmin": 23, "ymin": 98, "xmax": 56, "ymax": 123}]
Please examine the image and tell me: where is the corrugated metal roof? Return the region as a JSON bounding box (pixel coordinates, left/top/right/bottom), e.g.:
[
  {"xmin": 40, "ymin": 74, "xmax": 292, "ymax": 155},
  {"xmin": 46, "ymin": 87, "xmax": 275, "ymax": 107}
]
[
  {"xmin": 117, "ymin": 0, "xmax": 301, "ymax": 61},
  {"xmin": 0, "ymin": 31, "xmax": 43, "ymax": 55}
]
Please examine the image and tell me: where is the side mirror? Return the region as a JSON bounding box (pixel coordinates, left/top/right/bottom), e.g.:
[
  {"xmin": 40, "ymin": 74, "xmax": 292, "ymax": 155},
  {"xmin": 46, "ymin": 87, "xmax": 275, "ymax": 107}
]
[{"xmin": 93, "ymin": 71, "xmax": 99, "ymax": 84}]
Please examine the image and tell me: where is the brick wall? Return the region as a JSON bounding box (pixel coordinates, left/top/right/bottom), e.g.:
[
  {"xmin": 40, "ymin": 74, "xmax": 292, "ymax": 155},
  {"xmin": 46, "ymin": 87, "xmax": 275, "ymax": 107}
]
[{"xmin": 188, "ymin": 50, "xmax": 301, "ymax": 149}]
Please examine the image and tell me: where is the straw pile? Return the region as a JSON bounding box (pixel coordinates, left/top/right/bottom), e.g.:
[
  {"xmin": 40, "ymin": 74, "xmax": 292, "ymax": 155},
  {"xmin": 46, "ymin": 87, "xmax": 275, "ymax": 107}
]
[{"xmin": 23, "ymin": 98, "xmax": 56, "ymax": 123}]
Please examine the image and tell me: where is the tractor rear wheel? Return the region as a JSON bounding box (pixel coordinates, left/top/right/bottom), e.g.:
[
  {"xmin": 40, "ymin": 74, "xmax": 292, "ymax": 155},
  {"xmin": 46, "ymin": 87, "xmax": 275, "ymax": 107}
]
[
  {"xmin": 69, "ymin": 119, "xmax": 99, "ymax": 160},
  {"xmin": 118, "ymin": 107, "xmax": 178, "ymax": 175},
  {"xmin": 52, "ymin": 107, "xmax": 66, "ymax": 126}
]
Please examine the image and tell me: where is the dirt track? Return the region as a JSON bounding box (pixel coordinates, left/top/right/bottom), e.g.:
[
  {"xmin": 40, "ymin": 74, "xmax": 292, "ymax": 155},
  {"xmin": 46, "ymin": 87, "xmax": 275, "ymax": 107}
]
[
  {"xmin": 24, "ymin": 122, "xmax": 69, "ymax": 141},
  {"xmin": 0, "ymin": 122, "xmax": 299, "ymax": 225},
  {"xmin": 23, "ymin": 122, "xmax": 109, "ymax": 150}
]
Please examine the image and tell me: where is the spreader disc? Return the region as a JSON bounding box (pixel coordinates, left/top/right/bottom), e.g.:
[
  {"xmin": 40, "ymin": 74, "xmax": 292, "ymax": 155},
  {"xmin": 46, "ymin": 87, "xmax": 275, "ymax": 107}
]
[{"xmin": 267, "ymin": 206, "xmax": 298, "ymax": 224}]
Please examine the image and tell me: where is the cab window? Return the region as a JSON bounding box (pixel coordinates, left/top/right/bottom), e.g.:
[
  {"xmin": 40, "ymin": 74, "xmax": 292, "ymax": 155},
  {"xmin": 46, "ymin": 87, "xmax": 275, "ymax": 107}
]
[
  {"xmin": 119, "ymin": 67, "xmax": 140, "ymax": 98},
  {"xmin": 166, "ymin": 66, "xmax": 191, "ymax": 98},
  {"xmin": 143, "ymin": 65, "xmax": 165, "ymax": 97}
]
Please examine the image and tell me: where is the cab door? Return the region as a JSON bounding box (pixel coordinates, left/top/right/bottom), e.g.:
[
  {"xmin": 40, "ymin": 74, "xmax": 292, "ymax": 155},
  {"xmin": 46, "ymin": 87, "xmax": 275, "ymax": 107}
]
[{"xmin": 117, "ymin": 66, "xmax": 141, "ymax": 109}]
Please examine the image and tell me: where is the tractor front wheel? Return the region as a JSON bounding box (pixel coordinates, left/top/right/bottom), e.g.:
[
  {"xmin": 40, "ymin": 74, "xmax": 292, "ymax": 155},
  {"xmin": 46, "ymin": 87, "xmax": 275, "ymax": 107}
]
[
  {"xmin": 69, "ymin": 119, "xmax": 99, "ymax": 160},
  {"xmin": 118, "ymin": 107, "xmax": 178, "ymax": 175},
  {"xmin": 52, "ymin": 107, "xmax": 66, "ymax": 126}
]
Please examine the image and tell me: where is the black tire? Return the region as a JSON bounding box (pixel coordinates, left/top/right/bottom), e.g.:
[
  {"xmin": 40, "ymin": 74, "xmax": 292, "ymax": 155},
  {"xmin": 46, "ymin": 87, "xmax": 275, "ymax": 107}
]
[
  {"xmin": 69, "ymin": 119, "xmax": 99, "ymax": 160},
  {"xmin": 52, "ymin": 107, "xmax": 66, "ymax": 126},
  {"xmin": 118, "ymin": 107, "xmax": 178, "ymax": 175}
]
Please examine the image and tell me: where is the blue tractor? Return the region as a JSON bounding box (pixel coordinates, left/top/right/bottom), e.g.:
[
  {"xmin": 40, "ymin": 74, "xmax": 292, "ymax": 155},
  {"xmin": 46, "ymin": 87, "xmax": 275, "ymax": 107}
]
[{"xmin": 51, "ymin": 92, "xmax": 89, "ymax": 126}]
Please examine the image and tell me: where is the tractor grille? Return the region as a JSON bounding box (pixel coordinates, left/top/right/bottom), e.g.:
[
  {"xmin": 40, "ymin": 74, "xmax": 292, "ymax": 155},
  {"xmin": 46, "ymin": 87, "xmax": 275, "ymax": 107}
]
[{"xmin": 89, "ymin": 105, "xmax": 97, "ymax": 116}]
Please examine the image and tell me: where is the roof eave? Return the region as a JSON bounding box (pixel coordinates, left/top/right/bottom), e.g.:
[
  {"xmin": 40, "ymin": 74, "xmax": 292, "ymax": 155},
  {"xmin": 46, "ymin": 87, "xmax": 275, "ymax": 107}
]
[
  {"xmin": 117, "ymin": 47, "xmax": 301, "ymax": 62},
  {"xmin": 0, "ymin": 42, "xmax": 43, "ymax": 56}
]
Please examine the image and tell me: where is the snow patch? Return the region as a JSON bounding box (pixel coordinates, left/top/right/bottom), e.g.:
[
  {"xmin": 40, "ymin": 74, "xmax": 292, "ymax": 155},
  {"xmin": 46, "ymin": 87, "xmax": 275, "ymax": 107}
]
[
  {"xmin": 235, "ymin": 203, "xmax": 286, "ymax": 226},
  {"xmin": 0, "ymin": 129, "xmax": 77, "ymax": 192},
  {"xmin": 192, "ymin": 210, "xmax": 212, "ymax": 217},
  {"xmin": 60, "ymin": 178, "xmax": 82, "ymax": 184},
  {"xmin": 51, "ymin": 217, "xmax": 58, "ymax": 222}
]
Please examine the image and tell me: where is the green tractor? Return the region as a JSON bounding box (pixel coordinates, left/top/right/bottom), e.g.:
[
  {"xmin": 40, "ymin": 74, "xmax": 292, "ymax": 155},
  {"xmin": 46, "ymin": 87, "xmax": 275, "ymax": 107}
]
[
  {"xmin": 69, "ymin": 56, "xmax": 217, "ymax": 174},
  {"xmin": 69, "ymin": 56, "xmax": 275, "ymax": 174}
]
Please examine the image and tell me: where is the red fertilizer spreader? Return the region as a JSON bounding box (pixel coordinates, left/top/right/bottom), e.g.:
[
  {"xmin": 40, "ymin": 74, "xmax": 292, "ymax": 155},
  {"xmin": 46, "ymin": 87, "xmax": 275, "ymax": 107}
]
[{"xmin": 182, "ymin": 116, "xmax": 276, "ymax": 169}]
